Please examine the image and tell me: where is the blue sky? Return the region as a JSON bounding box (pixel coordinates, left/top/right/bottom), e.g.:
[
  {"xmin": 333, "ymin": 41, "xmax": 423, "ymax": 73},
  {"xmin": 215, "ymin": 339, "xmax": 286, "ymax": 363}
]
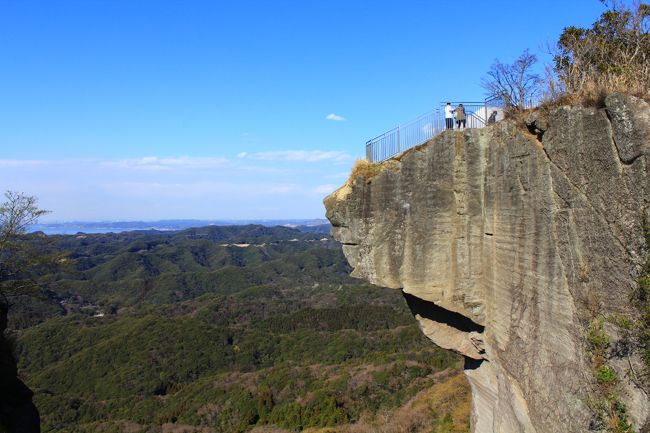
[{"xmin": 1, "ymin": 0, "xmax": 608, "ymax": 220}]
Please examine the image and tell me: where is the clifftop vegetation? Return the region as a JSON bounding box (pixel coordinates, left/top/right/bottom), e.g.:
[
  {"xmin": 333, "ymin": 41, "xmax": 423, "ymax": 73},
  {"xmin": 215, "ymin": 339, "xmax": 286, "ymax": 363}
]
[
  {"xmin": 554, "ymin": 1, "xmax": 649, "ymax": 103},
  {"xmin": 483, "ymin": 1, "xmax": 649, "ymax": 109}
]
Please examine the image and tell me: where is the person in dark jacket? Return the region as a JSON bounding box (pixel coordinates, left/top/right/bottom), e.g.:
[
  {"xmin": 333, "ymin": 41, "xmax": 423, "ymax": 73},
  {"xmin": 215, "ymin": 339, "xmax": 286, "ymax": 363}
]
[{"xmin": 455, "ymin": 104, "xmax": 466, "ymax": 129}]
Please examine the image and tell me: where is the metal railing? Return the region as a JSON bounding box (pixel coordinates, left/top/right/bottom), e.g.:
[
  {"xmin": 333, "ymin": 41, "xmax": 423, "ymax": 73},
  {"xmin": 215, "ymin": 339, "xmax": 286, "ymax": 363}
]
[
  {"xmin": 485, "ymin": 93, "xmax": 542, "ymax": 111},
  {"xmin": 444, "ymin": 102, "xmax": 489, "ymax": 128},
  {"xmin": 365, "ymin": 110, "xmax": 443, "ymax": 163},
  {"xmin": 366, "ymin": 101, "xmax": 487, "ymax": 162},
  {"xmin": 365, "ymin": 94, "xmax": 541, "ymax": 163}
]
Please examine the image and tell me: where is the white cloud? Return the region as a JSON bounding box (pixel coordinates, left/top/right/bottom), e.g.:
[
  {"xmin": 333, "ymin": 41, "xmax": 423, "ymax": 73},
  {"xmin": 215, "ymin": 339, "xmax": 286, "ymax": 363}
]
[
  {"xmin": 248, "ymin": 150, "xmax": 352, "ymax": 163},
  {"xmin": 326, "ymin": 113, "xmax": 346, "ymax": 121},
  {"xmin": 324, "ymin": 172, "xmax": 351, "ymax": 180},
  {"xmin": 266, "ymin": 184, "xmax": 299, "ymax": 194},
  {"xmin": 104, "ymin": 156, "xmax": 229, "ymax": 171},
  {"xmin": 0, "ymin": 159, "xmax": 48, "ymax": 167},
  {"xmin": 0, "ymin": 154, "xmax": 346, "ymax": 220},
  {"xmin": 237, "ymin": 152, "xmax": 248, "ymax": 158},
  {"xmin": 0, "ymin": 157, "xmax": 231, "ymax": 172},
  {"xmin": 315, "ymin": 184, "xmax": 337, "ymax": 194},
  {"xmin": 102, "ymin": 181, "xmax": 301, "ymax": 197},
  {"xmin": 0, "ymin": 159, "xmax": 95, "ymax": 168}
]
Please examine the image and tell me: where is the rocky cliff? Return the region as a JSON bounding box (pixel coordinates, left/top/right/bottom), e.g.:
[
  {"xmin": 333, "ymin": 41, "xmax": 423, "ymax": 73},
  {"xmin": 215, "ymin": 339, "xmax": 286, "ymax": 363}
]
[
  {"xmin": 0, "ymin": 303, "xmax": 40, "ymax": 433},
  {"xmin": 324, "ymin": 94, "xmax": 650, "ymax": 433}
]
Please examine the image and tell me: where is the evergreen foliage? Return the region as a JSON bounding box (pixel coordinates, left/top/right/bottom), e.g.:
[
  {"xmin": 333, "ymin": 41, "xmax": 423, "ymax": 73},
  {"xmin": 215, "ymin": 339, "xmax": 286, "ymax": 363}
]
[
  {"xmin": 11, "ymin": 225, "xmax": 469, "ymax": 432},
  {"xmin": 554, "ymin": 1, "xmax": 649, "ymax": 99}
]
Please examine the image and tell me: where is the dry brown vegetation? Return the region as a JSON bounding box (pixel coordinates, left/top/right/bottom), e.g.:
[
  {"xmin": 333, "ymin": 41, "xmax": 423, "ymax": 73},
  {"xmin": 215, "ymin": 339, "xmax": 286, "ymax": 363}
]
[
  {"xmin": 239, "ymin": 371, "xmax": 471, "ymax": 433},
  {"xmin": 551, "ymin": 1, "xmax": 649, "ymax": 106},
  {"xmin": 349, "ymin": 159, "xmax": 383, "ymax": 182},
  {"xmin": 484, "ymin": 2, "xmax": 649, "ymax": 111},
  {"xmin": 290, "ymin": 370, "xmax": 471, "ymax": 433}
]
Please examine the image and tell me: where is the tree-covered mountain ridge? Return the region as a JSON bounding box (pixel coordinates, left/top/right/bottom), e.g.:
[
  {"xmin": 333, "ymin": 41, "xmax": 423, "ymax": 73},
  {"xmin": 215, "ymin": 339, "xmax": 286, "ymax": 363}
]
[{"xmin": 8, "ymin": 224, "xmax": 470, "ymax": 433}]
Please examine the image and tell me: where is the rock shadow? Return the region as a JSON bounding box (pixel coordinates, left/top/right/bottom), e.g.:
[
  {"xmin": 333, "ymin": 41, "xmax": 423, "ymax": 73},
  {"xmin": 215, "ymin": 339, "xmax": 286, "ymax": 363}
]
[{"xmin": 403, "ymin": 292, "xmax": 484, "ymax": 333}]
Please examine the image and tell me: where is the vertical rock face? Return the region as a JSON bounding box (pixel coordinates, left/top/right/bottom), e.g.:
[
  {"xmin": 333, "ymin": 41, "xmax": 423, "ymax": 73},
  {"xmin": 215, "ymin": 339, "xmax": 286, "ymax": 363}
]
[
  {"xmin": 0, "ymin": 304, "xmax": 40, "ymax": 433},
  {"xmin": 324, "ymin": 94, "xmax": 650, "ymax": 433}
]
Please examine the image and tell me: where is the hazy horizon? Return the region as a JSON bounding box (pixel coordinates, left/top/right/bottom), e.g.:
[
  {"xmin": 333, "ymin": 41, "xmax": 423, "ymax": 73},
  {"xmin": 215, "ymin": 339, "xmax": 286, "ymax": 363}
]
[
  {"xmin": 28, "ymin": 217, "xmax": 331, "ymax": 235},
  {"xmin": 35, "ymin": 217, "xmax": 330, "ymax": 223}
]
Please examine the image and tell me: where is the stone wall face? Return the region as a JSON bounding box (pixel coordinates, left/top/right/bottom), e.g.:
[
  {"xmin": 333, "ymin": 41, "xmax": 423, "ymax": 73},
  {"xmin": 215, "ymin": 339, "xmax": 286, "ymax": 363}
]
[{"xmin": 324, "ymin": 94, "xmax": 650, "ymax": 433}]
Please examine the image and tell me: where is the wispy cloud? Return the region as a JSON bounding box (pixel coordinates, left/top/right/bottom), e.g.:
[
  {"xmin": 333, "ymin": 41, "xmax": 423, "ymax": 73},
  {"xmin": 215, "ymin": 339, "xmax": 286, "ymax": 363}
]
[
  {"xmin": 103, "ymin": 181, "xmax": 301, "ymax": 197},
  {"xmin": 325, "ymin": 113, "xmax": 346, "ymax": 121},
  {"xmin": 0, "ymin": 154, "xmax": 351, "ymax": 219},
  {"xmin": 315, "ymin": 184, "xmax": 337, "ymax": 194},
  {"xmin": 104, "ymin": 156, "xmax": 230, "ymax": 171},
  {"xmin": 0, "ymin": 159, "xmax": 87, "ymax": 167},
  {"xmin": 324, "ymin": 172, "xmax": 351, "ymax": 180},
  {"xmin": 266, "ymin": 184, "xmax": 300, "ymax": 194},
  {"xmin": 245, "ymin": 150, "xmax": 352, "ymax": 163}
]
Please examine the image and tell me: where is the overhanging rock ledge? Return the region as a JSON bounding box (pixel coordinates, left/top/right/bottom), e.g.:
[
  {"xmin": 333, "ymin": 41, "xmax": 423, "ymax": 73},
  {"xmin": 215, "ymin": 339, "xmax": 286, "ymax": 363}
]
[{"xmin": 324, "ymin": 93, "xmax": 650, "ymax": 433}]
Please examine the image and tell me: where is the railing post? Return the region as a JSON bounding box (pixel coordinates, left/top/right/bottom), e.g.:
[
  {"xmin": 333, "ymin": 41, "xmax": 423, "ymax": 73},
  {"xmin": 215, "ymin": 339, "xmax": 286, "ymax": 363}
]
[
  {"xmin": 435, "ymin": 108, "xmax": 439, "ymax": 134},
  {"xmin": 397, "ymin": 126, "xmax": 401, "ymax": 153},
  {"xmin": 483, "ymin": 98, "xmax": 489, "ymax": 126},
  {"xmin": 366, "ymin": 140, "xmax": 372, "ymax": 162}
]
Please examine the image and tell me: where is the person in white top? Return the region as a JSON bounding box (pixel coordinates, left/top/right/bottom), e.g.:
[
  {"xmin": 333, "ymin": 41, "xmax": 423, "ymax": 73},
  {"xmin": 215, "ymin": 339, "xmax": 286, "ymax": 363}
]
[{"xmin": 444, "ymin": 102, "xmax": 454, "ymax": 129}]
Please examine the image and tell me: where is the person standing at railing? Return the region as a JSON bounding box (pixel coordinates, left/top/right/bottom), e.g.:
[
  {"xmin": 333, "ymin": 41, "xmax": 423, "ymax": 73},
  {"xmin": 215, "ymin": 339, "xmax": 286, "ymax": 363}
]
[
  {"xmin": 445, "ymin": 102, "xmax": 454, "ymax": 130},
  {"xmin": 455, "ymin": 104, "xmax": 466, "ymax": 129}
]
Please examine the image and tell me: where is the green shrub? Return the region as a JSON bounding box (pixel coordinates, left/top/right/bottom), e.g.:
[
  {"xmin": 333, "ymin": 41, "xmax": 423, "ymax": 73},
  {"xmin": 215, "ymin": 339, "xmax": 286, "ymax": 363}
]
[
  {"xmin": 588, "ymin": 318, "xmax": 610, "ymax": 351},
  {"xmin": 596, "ymin": 365, "xmax": 617, "ymax": 384}
]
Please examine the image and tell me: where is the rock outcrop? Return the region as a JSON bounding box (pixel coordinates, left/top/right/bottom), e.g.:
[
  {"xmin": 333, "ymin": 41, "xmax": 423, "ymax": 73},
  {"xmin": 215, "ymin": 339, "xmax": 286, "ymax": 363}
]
[
  {"xmin": 0, "ymin": 303, "xmax": 40, "ymax": 433},
  {"xmin": 324, "ymin": 94, "xmax": 650, "ymax": 432}
]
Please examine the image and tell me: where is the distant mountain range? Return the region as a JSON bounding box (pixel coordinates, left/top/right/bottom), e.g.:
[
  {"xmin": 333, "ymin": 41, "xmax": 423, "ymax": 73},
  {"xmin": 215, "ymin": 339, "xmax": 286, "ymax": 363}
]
[{"xmin": 28, "ymin": 218, "xmax": 331, "ymax": 235}]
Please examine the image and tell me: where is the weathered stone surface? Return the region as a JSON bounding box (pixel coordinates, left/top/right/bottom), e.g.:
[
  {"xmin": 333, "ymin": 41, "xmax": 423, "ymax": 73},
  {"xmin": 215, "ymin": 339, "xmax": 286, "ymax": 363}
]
[
  {"xmin": 524, "ymin": 111, "xmax": 549, "ymax": 138},
  {"xmin": 324, "ymin": 93, "xmax": 650, "ymax": 433},
  {"xmin": 605, "ymin": 93, "xmax": 650, "ymax": 164}
]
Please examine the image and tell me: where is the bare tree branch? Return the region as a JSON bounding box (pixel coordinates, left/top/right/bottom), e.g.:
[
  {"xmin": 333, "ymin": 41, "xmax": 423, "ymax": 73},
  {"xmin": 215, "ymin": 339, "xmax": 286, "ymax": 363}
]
[{"xmin": 481, "ymin": 49, "xmax": 542, "ymax": 109}]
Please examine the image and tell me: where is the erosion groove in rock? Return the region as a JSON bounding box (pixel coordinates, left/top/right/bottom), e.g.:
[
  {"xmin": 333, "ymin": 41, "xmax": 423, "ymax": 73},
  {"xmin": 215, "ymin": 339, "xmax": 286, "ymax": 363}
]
[{"xmin": 324, "ymin": 93, "xmax": 650, "ymax": 433}]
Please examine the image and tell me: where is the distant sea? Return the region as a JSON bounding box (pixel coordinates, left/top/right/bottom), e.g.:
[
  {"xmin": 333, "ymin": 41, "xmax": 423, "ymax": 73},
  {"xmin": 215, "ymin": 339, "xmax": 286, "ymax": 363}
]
[{"xmin": 29, "ymin": 219, "xmax": 330, "ymax": 235}]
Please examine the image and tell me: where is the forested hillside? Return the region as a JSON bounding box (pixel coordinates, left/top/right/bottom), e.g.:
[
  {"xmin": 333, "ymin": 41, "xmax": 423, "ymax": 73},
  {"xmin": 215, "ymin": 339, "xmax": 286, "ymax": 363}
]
[{"xmin": 10, "ymin": 225, "xmax": 470, "ymax": 433}]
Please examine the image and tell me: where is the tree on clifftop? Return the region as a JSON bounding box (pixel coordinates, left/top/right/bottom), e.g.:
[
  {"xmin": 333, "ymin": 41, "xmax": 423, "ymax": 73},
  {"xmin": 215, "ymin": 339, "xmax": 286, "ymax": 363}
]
[
  {"xmin": 481, "ymin": 49, "xmax": 542, "ymax": 110},
  {"xmin": 554, "ymin": 0, "xmax": 649, "ymax": 98}
]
